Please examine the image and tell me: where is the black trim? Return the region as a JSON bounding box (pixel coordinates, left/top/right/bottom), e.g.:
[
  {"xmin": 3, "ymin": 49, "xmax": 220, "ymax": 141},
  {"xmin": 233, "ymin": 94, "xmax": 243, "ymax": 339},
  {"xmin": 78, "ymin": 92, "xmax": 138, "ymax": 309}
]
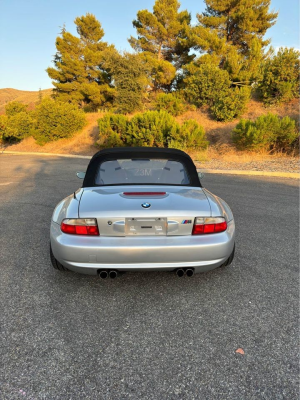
[{"xmin": 82, "ymin": 147, "xmax": 202, "ymax": 188}]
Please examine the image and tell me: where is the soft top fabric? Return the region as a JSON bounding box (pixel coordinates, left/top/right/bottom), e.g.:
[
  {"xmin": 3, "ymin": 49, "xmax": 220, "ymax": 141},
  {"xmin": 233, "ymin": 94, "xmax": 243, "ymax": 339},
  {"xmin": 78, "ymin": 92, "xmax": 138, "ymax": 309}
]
[{"xmin": 82, "ymin": 147, "xmax": 201, "ymax": 188}]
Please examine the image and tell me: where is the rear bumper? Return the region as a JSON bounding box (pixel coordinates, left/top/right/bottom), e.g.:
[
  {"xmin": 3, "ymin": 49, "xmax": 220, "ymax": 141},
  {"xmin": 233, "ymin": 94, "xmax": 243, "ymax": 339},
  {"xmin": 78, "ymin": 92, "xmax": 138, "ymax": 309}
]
[{"xmin": 50, "ymin": 220, "xmax": 235, "ymax": 275}]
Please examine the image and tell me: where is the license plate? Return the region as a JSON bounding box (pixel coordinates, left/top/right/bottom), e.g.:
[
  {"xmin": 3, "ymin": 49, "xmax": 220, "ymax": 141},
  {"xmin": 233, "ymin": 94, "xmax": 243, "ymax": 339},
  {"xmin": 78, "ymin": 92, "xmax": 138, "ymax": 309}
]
[{"xmin": 125, "ymin": 218, "xmax": 167, "ymax": 236}]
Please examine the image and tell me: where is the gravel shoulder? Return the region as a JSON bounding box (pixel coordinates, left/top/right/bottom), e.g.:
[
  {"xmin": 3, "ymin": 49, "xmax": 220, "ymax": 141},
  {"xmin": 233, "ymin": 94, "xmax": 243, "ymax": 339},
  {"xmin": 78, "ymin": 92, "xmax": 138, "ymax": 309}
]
[{"xmin": 196, "ymin": 157, "xmax": 299, "ymax": 173}]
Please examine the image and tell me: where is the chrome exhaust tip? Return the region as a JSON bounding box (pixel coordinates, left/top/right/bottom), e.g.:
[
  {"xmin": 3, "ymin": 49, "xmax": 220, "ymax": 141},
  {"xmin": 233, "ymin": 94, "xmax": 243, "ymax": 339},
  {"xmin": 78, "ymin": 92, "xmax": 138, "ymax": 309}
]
[
  {"xmin": 99, "ymin": 270, "xmax": 108, "ymax": 279},
  {"xmin": 176, "ymin": 268, "xmax": 185, "ymax": 277},
  {"xmin": 109, "ymin": 270, "xmax": 117, "ymax": 279},
  {"xmin": 186, "ymin": 268, "xmax": 194, "ymax": 277}
]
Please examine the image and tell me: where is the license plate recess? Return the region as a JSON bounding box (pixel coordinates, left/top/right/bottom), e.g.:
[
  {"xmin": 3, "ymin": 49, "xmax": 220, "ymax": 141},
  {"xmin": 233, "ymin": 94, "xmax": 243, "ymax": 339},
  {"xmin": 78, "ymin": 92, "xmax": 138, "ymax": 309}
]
[{"xmin": 125, "ymin": 218, "xmax": 167, "ymax": 236}]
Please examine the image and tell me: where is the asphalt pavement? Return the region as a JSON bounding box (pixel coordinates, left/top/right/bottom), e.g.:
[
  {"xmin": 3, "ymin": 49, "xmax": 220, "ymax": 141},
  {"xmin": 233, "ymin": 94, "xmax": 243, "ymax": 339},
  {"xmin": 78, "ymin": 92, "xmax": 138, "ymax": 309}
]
[{"xmin": 0, "ymin": 154, "xmax": 299, "ymax": 400}]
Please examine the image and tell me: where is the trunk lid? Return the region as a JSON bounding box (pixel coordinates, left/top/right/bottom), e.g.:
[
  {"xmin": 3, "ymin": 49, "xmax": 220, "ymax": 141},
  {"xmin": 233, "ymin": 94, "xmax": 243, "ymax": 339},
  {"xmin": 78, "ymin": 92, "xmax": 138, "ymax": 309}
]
[{"xmin": 79, "ymin": 186, "xmax": 211, "ymax": 236}]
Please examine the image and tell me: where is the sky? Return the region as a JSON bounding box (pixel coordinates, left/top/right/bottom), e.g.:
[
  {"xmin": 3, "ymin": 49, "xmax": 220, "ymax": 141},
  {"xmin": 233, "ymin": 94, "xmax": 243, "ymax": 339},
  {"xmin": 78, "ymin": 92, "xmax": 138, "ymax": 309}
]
[{"xmin": 0, "ymin": 0, "xmax": 299, "ymax": 91}]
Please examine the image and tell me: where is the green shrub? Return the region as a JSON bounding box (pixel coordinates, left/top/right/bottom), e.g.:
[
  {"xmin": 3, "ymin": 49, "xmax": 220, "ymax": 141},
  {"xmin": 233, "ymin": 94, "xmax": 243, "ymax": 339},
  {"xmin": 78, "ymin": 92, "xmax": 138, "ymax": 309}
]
[
  {"xmin": 5, "ymin": 101, "xmax": 27, "ymax": 116},
  {"xmin": 184, "ymin": 64, "xmax": 231, "ymax": 107},
  {"xmin": 211, "ymin": 87, "xmax": 251, "ymax": 122},
  {"xmin": 34, "ymin": 98, "xmax": 86, "ymax": 145},
  {"xmin": 0, "ymin": 115, "xmax": 8, "ymax": 141},
  {"xmin": 1, "ymin": 103, "xmax": 33, "ymax": 142},
  {"xmin": 155, "ymin": 93, "xmax": 185, "ymax": 116},
  {"xmin": 116, "ymin": 87, "xmax": 145, "ymax": 114},
  {"xmin": 97, "ymin": 111, "xmax": 207, "ymax": 150},
  {"xmin": 127, "ymin": 111, "xmax": 180, "ymax": 147},
  {"xmin": 97, "ymin": 114, "xmax": 128, "ymax": 147},
  {"xmin": 232, "ymin": 113, "xmax": 298, "ymax": 152},
  {"xmin": 275, "ymin": 116, "xmax": 299, "ymax": 151},
  {"xmin": 183, "ymin": 62, "xmax": 252, "ymax": 121},
  {"xmin": 169, "ymin": 120, "xmax": 208, "ymax": 150},
  {"xmin": 259, "ymin": 47, "xmax": 300, "ymax": 105},
  {"xmin": 4, "ymin": 112, "xmax": 34, "ymax": 142}
]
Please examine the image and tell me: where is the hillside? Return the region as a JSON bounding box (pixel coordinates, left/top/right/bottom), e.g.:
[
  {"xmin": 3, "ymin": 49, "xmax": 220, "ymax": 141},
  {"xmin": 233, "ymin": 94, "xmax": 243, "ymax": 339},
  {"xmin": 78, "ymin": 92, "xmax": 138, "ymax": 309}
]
[
  {"xmin": 2, "ymin": 98, "xmax": 298, "ymax": 173},
  {"xmin": 0, "ymin": 88, "xmax": 52, "ymax": 114}
]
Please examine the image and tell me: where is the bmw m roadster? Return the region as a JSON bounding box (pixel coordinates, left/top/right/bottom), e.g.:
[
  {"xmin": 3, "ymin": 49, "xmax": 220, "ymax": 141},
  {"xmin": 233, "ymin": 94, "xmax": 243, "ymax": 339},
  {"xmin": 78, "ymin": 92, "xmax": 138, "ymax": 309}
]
[{"xmin": 50, "ymin": 148, "xmax": 235, "ymax": 278}]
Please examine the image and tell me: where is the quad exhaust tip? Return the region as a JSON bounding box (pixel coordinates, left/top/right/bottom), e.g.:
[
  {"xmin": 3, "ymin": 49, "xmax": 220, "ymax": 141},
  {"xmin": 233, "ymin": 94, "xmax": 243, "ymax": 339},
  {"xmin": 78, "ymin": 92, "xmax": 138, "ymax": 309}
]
[
  {"xmin": 186, "ymin": 268, "xmax": 194, "ymax": 277},
  {"xmin": 176, "ymin": 268, "xmax": 185, "ymax": 277},
  {"xmin": 99, "ymin": 270, "xmax": 118, "ymax": 279},
  {"xmin": 99, "ymin": 270, "xmax": 108, "ymax": 279},
  {"xmin": 99, "ymin": 269, "xmax": 194, "ymax": 279},
  {"xmin": 109, "ymin": 270, "xmax": 117, "ymax": 279},
  {"xmin": 176, "ymin": 268, "xmax": 194, "ymax": 277}
]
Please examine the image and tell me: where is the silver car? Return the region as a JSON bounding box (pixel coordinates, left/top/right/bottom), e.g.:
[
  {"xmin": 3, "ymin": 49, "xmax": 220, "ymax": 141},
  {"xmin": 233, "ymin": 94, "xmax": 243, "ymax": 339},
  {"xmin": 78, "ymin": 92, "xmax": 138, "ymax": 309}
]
[{"xmin": 50, "ymin": 148, "xmax": 235, "ymax": 278}]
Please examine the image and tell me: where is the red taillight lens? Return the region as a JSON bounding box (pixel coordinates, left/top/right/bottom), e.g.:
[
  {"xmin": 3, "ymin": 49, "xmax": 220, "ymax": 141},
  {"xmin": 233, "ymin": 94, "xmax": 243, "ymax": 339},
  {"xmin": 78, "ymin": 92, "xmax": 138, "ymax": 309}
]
[
  {"xmin": 192, "ymin": 217, "xmax": 227, "ymax": 235},
  {"xmin": 214, "ymin": 221, "xmax": 227, "ymax": 233},
  {"xmin": 61, "ymin": 219, "xmax": 99, "ymax": 236}
]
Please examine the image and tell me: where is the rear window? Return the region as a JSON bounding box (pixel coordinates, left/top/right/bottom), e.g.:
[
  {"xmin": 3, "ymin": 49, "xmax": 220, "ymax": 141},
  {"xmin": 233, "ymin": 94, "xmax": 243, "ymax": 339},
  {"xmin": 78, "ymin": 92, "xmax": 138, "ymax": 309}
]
[{"xmin": 95, "ymin": 159, "xmax": 190, "ymax": 186}]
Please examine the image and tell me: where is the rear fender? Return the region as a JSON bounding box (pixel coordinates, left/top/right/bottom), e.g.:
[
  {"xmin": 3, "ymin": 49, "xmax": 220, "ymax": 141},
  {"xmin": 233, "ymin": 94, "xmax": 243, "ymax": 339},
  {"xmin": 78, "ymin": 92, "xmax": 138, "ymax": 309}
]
[
  {"xmin": 52, "ymin": 189, "xmax": 83, "ymax": 225},
  {"xmin": 203, "ymin": 189, "xmax": 234, "ymax": 222}
]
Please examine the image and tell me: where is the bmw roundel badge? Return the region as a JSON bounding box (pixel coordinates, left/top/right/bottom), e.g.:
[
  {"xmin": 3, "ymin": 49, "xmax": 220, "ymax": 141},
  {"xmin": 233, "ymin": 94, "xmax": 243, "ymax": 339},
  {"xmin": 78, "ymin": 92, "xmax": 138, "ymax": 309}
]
[{"xmin": 142, "ymin": 202, "xmax": 151, "ymax": 209}]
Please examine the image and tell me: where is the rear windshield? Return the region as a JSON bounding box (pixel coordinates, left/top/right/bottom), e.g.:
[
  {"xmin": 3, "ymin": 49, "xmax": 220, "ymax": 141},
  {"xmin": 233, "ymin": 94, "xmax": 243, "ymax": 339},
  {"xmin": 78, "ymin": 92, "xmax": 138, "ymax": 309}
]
[{"xmin": 95, "ymin": 159, "xmax": 190, "ymax": 186}]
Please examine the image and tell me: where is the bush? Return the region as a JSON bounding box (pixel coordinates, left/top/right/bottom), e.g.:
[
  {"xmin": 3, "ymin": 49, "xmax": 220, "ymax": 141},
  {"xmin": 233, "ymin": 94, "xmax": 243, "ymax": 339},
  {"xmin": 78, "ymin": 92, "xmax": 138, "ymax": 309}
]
[
  {"xmin": 259, "ymin": 47, "xmax": 300, "ymax": 105},
  {"xmin": 3, "ymin": 112, "xmax": 34, "ymax": 142},
  {"xmin": 127, "ymin": 111, "xmax": 180, "ymax": 147},
  {"xmin": 211, "ymin": 87, "xmax": 251, "ymax": 122},
  {"xmin": 184, "ymin": 64, "xmax": 231, "ymax": 107},
  {"xmin": 169, "ymin": 120, "xmax": 208, "ymax": 150},
  {"xmin": 155, "ymin": 93, "xmax": 185, "ymax": 116},
  {"xmin": 232, "ymin": 113, "xmax": 298, "ymax": 152},
  {"xmin": 97, "ymin": 111, "xmax": 207, "ymax": 150},
  {"xmin": 5, "ymin": 101, "xmax": 27, "ymax": 116},
  {"xmin": 34, "ymin": 98, "xmax": 86, "ymax": 145},
  {"xmin": 97, "ymin": 114, "xmax": 127, "ymax": 147}
]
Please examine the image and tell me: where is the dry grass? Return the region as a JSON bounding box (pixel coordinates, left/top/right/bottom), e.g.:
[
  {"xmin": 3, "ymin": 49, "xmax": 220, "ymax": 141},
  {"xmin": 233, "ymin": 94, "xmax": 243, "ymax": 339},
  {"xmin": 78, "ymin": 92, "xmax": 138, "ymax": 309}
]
[
  {"xmin": 210, "ymin": 147, "xmax": 271, "ymax": 163},
  {"xmin": 193, "ymin": 144, "xmax": 296, "ymax": 163},
  {"xmin": 0, "ymin": 88, "xmax": 52, "ymax": 114}
]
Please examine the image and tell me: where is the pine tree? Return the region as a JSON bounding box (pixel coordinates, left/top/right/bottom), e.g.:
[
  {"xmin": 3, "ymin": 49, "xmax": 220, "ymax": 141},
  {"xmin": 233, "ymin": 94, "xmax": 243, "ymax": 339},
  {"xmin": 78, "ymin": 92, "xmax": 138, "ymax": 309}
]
[
  {"xmin": 190, "ymin": 0, "xmax": 277, "ymax": 85},
  {"xmin": 129, "ymin": 0, "xmax": 193, "ymax": 68},
  {"xmin": 222, "ymin": 37, "xmax": 263, "ymax": 83},
  {"xmin": 47, "ymin": 13, "xmax": 114, "ymax": 109},
  {"xmin": 102, "ymin": 50, "xmax": 149, "ymax": 113},
  {"xmin": 194, "ymin": 0, "xmax": 278, "ymax": 55},
  {"xmin": 139, "ymin": 53, "xmax": 176, "ymax": 91}
]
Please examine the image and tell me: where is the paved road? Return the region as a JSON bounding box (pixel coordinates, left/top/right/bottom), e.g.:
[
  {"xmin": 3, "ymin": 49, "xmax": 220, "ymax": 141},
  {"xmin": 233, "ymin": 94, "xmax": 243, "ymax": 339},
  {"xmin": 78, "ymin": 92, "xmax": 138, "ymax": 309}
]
[{"xmin": 0, "ymin": 154, "xmax": 299, "ymax": 400}]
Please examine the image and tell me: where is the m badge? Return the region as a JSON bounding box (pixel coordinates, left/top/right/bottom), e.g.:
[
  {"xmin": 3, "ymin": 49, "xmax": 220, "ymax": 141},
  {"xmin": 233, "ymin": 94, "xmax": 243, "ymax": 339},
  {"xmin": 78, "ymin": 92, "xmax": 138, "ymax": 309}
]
[{"xmin": 181, "ymin": 219, "xmax": 192, "ymax": 224}]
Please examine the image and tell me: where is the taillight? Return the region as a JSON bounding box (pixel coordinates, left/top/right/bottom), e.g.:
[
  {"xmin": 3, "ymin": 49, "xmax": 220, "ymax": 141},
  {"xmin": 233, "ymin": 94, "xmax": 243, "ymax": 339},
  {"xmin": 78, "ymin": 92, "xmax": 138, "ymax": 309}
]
[
  {"xmin": 192, "ymin": 217, "xmax": 227, "ymax": 235},
  {"xmin": 61, "ymin": 218, "xmax": 99, "ymax": 236}
]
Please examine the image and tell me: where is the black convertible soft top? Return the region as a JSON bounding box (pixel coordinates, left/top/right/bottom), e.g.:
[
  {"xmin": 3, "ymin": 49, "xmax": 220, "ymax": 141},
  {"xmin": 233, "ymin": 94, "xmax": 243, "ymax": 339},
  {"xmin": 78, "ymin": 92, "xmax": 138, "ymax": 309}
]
[{"xmin": 82, "ymin": 147, "xmax": 201, "ymax": 187}]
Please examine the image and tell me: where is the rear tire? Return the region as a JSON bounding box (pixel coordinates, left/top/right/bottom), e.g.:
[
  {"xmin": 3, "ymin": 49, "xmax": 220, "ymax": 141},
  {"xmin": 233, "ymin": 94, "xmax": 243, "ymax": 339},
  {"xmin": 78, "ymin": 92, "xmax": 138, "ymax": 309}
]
[
  {"xmin": 50, "ymin": 245, "xmax": 68, "ymax": 271},
  {"xmin": 221, "ymin": 244, "xmax": 235, "ymax": 267}
]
